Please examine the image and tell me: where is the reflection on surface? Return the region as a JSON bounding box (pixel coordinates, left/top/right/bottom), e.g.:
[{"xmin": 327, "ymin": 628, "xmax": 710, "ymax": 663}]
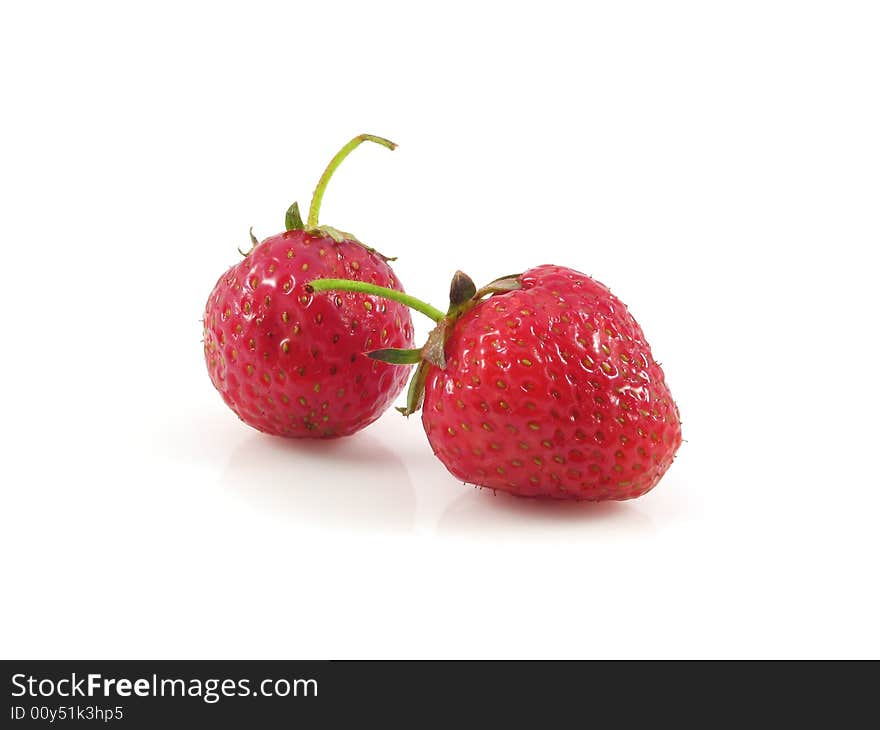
[
  {"xmin": 437, "ymin": 485, "xmax": 657, "ymax": 538},
  {"xmin": 223, "ymin": 432, "xmax": 417, "ymax": 533}
]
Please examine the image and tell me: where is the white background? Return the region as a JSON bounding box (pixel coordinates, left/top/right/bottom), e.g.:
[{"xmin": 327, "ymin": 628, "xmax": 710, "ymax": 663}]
[{"xmin": 1, "ymin": 1, "xmax": 878, "ymax": 659}]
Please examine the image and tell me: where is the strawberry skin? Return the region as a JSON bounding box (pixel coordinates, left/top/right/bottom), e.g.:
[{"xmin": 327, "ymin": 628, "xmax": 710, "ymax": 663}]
[
  {"xmin": 203, "ymin": 230, "xmax": 413, "ymax": 438},
  {"xmin": 421, "ymin": 265, "xmax": 681, "ymax": 500}
]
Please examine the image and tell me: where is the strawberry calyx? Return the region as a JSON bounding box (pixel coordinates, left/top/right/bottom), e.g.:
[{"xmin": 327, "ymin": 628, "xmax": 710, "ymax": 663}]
[
  {"xmin": 285, "ymin": 201, "xmax": 305, "ymax": 231},
  {"xmin": 306, "ymin": 270, "xmax": 524, "ymax": 416},
  {"xmin": 239, "ymin": 134, "xmax": 398, "ymax": 260},
  {"xmin": 237, "ymin": 227, "xmax": 261, "ymax": 257}
]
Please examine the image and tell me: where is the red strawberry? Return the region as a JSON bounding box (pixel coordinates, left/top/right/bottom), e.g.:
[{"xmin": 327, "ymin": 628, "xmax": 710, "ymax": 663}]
[
  {"xmin": 310, "ymin": 265, "xmax": 681, "ymax": 500},
  {"xmin": 203, "ymin": 135, "xmax": 414, "ymax": 438}
]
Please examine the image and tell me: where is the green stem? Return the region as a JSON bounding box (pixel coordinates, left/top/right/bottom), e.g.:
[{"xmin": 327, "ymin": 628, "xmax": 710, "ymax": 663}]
[
  {"xmin": 307, "ymin": 134, "xmax": 397, "ymax": 228},
  {"xmin": 308, "ymin": 279, "xmax": 444, "ymax": 323}
]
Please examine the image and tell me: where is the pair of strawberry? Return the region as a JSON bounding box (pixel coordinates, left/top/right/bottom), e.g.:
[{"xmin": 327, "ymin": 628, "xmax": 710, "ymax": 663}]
[{"xmin": 203, "ymin": 136, "xmax": 681, "ymax": 501}]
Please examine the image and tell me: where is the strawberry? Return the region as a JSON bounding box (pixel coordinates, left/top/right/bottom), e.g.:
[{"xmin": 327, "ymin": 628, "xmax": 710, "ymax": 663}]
[
  {"xmin": 309, "ymin": 265, "xmax": 681, "ymax": 500},
  {"xmin": 203, "ymin": 135, "xmax": 414, "ymax": 438}
]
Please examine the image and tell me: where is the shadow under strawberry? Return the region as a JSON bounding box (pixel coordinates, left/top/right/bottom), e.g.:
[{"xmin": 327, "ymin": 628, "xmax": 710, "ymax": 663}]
[
  {"xmin": 436, "ymin": 489, "xmax": 657, "ymax": 537},
  {"xmin": 222, "ymin": 431, "xmax": 416, "ymax": 533}
]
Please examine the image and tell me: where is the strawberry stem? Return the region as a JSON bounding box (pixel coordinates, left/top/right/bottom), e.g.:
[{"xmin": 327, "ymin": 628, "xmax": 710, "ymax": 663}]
[
  {"xmin": 307, "ymin": 134, "xmax": 397, "ymax": 229},
  {"xmin": 307, "ymin": 279, "xmax": 444, "ymax": 322}
]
